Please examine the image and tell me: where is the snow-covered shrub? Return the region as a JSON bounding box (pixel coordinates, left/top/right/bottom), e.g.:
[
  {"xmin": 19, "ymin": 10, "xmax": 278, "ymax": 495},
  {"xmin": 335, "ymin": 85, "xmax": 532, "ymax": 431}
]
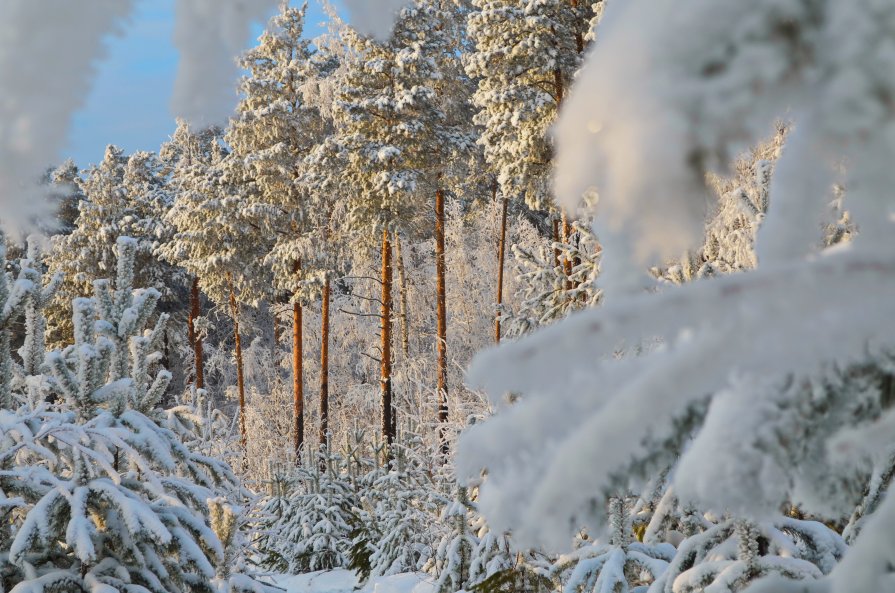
[
  {"xmin": 260, "ymin": 451, "xmax": 358, "ymax": 574},
  {"xmin": 650, "ymin": 518, "xmax": 845, "ymax": 593},
  {"xmin": 468, "ymin": 515, "xmax": 551, "ymax": 593},
  {"xmin": 503, "ymin": 214, "xmax": 601, "ymax": 338},
  {"xmin": 430, "ymin": 486, "xmax": 479, "ymax": 593},
  {"xmin": 552, "ymin": 498, "xmax": 675, "ymax": 593},
  {"xmin": 0, "ymin": 236, "xmax": 274, "ymax": 593}
]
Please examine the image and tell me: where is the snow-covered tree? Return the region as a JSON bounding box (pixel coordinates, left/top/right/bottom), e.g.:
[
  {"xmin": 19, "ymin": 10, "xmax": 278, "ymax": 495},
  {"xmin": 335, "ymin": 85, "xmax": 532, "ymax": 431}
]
[
  {"xmin": 327, "ymin": 2, "xmax": 472, "ymax": 450},
  {"xmin": 651, "ymin": 518, "xmax": 845, "ymax": 593},
  {"xmin": 0, "ymin": 236, "xmax": 276, "ymax": 592},
  {"xmin": 430, "ymin": 485, "xmax": 479, "ymax": 593},
  {"xmin": 503, "ymin": 215, "xmax": 601, "ymax": 338},
  {"xmin": 465, "ymin": 0, "xmax": 593, "ymax": 338},
  {"xmin": 461, "ymin": 3, "xmax": 895, "ymax": 593},
  {"xmin": 464, "ymin": 0, "xmax": 590, "ymax": 210},
  {"xmin": 259, "ymin": 454, "xmax": 357, "ymax": 574},
  {"xmin": 46, "ymin": 147, "xmax": 182, "ymax": 349},
  {"xmin": 160, "ymin": 122, "xmax": 271, "ymax": 458},
  {"xmin": 551, "ymin": 498, "xmax": 675, "ymax": 593},
  {"xmin": 228, "ymin": 1, "xmax": 344, "ymax": 460},
  {"xmin": 360, "ymin": 449, "xmax": 442, "ymax": 579}
]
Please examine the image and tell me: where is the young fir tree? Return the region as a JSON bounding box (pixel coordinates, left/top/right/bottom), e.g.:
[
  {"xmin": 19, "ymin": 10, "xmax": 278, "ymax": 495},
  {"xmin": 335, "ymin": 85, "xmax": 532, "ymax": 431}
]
[
  {"xmin": 429, "ymin": 485, "xmax": 479, "ymax": 593},
  {"xmin": 551, "ymin": 498, "xmax": 675, "ymax": 593},
  {"xmin": 360, "ymin": 442, "xmax": 443, "ymax": 580},
  {"xmin": 15, "ymin": 236, "xmax": 63, "ymax": 405},
  {"xmin": 650, "ymin": 517, "xmax": 846, "ymax": 593},
  {"xmin": 0, "ymin": 237, "xmax": 277, "ymax": 593},
  {"xmin": 259, "ymin": 450, "xmax": 357, "ymax": 574}
]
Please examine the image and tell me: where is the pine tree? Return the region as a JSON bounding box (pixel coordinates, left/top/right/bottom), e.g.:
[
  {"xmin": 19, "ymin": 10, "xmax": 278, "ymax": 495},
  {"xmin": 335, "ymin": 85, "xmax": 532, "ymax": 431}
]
[
  {"xmin": 465, "ymin": 0, "xmax": 593, "ymax": 332},
  {"xmin": 160, "ymin": 122, "xmax": 271, "ymax": 460},
  {"xmin": 46, "ymin": 147, "xmax": 182, "ymax": 349},
  {"xmin": 329, "ymin": 1, "xmax": 475, "ymax": 453},
  {"xmin": 229, "ymin": 2, "xmax": 340, "ymax": 461}
]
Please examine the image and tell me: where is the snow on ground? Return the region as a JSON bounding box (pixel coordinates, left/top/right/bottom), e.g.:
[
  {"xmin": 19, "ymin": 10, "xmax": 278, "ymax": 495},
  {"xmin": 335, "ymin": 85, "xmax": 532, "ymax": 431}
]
[{"xmin": 271, "ymin": 570, "xmax": 435, "ymax": 593}]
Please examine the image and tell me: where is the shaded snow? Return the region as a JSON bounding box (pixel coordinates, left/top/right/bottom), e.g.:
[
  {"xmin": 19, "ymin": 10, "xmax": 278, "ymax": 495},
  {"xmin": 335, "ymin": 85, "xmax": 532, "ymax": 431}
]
[{"xmin": 272, "ymin": 570, "xmax": 434, "ymax": 593}]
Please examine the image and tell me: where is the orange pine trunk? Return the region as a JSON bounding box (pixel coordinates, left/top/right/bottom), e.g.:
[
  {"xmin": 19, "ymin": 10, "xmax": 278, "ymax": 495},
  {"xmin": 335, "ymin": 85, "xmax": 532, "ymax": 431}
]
[
  {"xmin": 496, "ymin": 191, "xmax": 508, "ymax": 344},
  {"xmin": 380, "ymin": 229, "xmax": 395, "ymax": 450},
  {"xmin": 435, "ymin": 188, "xmax": 448, "ymax": 453},
  {"xmin": 319, "ymin": 277, "xmax": 330, "ymax": 452},
  {"xmin": 228, "ymin": 274, "xmax": 248, "ymax": 458},
  {"xmin": 562, "ymin": 211, "xmax": 574, "ymax": 292}
]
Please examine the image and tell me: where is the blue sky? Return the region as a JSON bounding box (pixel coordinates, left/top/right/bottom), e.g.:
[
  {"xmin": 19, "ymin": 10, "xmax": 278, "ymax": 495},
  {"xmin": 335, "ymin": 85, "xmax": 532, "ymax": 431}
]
[{"xmin": 66, "ymin": 0, "xmax": 340, "ymax": 168}]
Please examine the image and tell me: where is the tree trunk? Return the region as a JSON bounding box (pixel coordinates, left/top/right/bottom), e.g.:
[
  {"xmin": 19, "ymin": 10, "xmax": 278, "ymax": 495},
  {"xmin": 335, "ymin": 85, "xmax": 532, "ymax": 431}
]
[
  {"xmin": 435, "ymin": 188, "xmax": 449, "ymax": 454},
  {"xmin": 273, "ymin": 306, "xmax": 280, "ymax": 351},
  {"xmin": 228, "ymin": 273, "xmax": 248, "ymax": 458},
  {"xmin": 319, "ymin": 277, "xmax": 330, "ymax": 453},
  {"xmin": 562, "ymin": 211, "xmax": 574, "ymax": 292},
  {"xmin": 394, "ymin": 231, "xmax": 410, "ymax": 360},
  {"xmin": 552, "ymin": 218, "xmax": 561, "ymax": 272},
  {"xmin": 570, "ymin": 0, "xmax": 584, "ymax": 54},
  {"xmin": 292, "ymin": 298, "xmax": 304, "ymax": 464},
  {"xmin": 380, "ymin": 229, "xmax": 395, "ymax": 451},
  {"xmin": 292, "ymin": 260, "xmax": 304, "ymax": 464},
  {"xmin": 188, "ymin": 277, "xmax": 204, "ymax": 390},
  {"xmin": 496, "ymin": 190, "xmax": 509, "ymax": 344}
]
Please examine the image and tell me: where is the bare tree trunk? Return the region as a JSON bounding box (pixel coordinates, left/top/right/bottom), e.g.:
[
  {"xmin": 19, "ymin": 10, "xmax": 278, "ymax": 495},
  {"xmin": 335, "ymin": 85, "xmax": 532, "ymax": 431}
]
[
  {"xmin": 228, "ymin": 273, "xmax": 248, "ymax": 459},
  {"xmin": 292, "ymin": 260, "xmax": 304, "ymax": 464},
  {"xmin": 562, "ymin": 211, "xmax": 574, "ymax": 292},
  {"xmin": 319, "ymin": 277, "xmax": 330, "ymax": 453},
  {"xmin": 435, "ymin": 188, "xmax": 449, "ymax": 454},
  {"xmin": 292, "ymin": 297, "xmax": 304, "ymax": 464},
  {"xmin": 394, "ymin": 231, "xmax": 410, "ymax": 360},
  {"xmin": 570, "ymin": 0, "xmax": 584, "ymax": 54},
  {"xmin": 496, "ymin": 189, "xmax": 509, "ymax": 344},
  {"xmin": 553, "ymin": 64, "xmax": 564, "ymax": 105},
  {"xmin": 273, "ymin": 306, "xmax": 280, "ymax": 352},
  {"xmin": 552, "ymin": 218, "xmax": 561, "ymax": 272},
  {"xmin": 380, "ymin": 229, "xmax": 395, "ymax": 451},
  {"xmin": 188, "ymin": 277, "xmax": 204, "ymax": 390}
]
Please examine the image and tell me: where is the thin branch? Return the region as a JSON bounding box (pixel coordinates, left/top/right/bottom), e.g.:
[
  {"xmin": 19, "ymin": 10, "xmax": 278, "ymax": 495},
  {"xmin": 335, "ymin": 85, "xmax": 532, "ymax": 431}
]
[
  {"xmin": 341, "ymin": 275, "xmax": 384, "ymax": 285},
  {"xmin": 347, "ymin": 293, "xmax": 385, "ymax": 306},
  {"xmin": 360, "ymin": 352, "xmax": 382, "ymax": 364},
  {"xmin": 338, "ymin": 308, "xmax": 382, "ymax": 319}
]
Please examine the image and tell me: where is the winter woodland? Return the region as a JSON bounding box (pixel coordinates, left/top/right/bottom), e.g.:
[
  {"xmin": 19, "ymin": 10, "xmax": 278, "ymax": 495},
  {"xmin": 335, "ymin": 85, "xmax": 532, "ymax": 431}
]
[{"xmin": 0, "ymin": 1, "xmax": 893, "ymax": 592}]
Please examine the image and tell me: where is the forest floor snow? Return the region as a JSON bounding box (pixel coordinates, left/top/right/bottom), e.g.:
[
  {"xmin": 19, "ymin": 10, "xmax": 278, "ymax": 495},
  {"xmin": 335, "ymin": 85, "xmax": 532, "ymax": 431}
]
[{"xmin": 271, "ymin": 569, "xmax": 435, "ymax": 593}]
